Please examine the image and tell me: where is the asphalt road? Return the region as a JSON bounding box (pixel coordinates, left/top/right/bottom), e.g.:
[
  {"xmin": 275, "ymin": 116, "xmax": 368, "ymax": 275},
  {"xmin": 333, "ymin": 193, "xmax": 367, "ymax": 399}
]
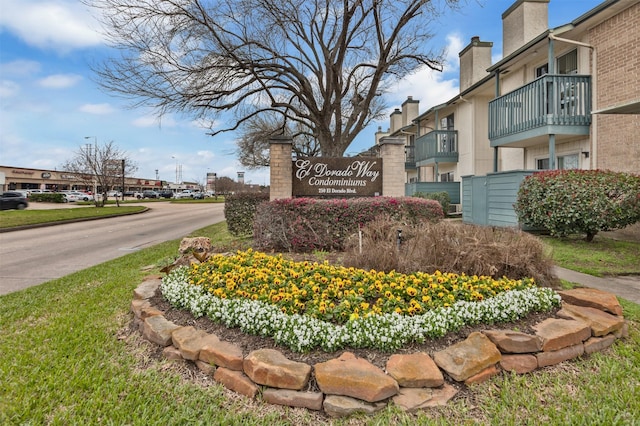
[{"xmin": 0, "ymin": 202, "xmax": 225, "ymax": 295}]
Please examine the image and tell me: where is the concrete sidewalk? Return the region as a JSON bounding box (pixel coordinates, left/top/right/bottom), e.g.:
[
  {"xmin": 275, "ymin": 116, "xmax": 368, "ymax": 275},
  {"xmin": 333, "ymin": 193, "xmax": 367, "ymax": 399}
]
[{"xmin": 552, "ymin": 266, "xmax": 640, "ymax": 305}]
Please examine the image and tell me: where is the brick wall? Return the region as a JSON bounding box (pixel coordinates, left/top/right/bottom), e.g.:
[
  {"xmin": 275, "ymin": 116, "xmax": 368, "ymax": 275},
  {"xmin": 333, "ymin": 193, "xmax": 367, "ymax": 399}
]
[
  {"xmin": 379, "ymin": 138, "xmax": 406, "ymax": 197},
  {"xmin": 591, "ymin": 2, "xmax": 640, "ymax": 173},
  {"xmin": 269, "ymin": 138, "xmax": 293, "ymax": 201}
]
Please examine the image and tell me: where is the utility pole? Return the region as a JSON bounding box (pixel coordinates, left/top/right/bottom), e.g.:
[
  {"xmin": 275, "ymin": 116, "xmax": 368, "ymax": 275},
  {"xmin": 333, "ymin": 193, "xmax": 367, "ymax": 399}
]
[{"xmin": 122, "ymin": 159, "xmax": 125, "ymax": 199}]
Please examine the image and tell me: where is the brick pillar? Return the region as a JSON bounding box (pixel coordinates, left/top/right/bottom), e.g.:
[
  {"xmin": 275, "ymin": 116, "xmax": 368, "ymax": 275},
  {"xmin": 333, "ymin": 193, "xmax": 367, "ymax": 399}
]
[
  {"xmin": 269, "ymin": 136, "xmax": 293, "ymax": 201},
  {"xmin": 379, "ymin": 137, "xmax": 406, "ymax": 197}
]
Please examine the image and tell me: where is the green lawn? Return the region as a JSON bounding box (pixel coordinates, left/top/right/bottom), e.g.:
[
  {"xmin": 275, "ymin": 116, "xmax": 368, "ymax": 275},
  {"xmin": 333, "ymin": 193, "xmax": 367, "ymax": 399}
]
[
  {"xmin": 0, "ymin": 223, "xmax": 638, "ymax": 424},
  {"xmin": 0, "ymin": 206, "xmax": 147, "ymax": 229},
  {"xmin": 543, "ymin": 235, "xmax": 640, "ymax": 276}
]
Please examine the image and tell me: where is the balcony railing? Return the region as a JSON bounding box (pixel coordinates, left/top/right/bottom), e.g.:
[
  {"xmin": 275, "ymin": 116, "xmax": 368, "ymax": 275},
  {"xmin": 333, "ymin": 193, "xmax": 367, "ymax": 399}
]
[
  {"xmin": 489, "ymin": 74, "xmax": 591, "ymax": 146},
  {"xmin": 405, "ymin": 145, "xmax": 415, "ymax": 168},
  {"xmin": 414, "ymin": 130, "xmax": 459, "ymax": 165}
]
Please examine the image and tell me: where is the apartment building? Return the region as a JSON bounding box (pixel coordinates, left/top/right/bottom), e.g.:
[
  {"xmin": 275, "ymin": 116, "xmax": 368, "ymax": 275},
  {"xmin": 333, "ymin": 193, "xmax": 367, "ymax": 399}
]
[
  {"xmin": 488, "ymin": 0, "xmax": 639, "ymax": 174},
  {"xmin": 383, "ymin": 0, "xmax": 638, "ymax": 223}
]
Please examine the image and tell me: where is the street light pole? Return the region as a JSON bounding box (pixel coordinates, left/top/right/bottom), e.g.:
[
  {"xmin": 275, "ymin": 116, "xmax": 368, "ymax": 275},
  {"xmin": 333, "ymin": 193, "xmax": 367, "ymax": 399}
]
[
  {"xmin": 171, "ymin": 155, "xmax": 178, "ymax": 186},
  {"xmin": 121, "ymin": 159, "xmax": 126, "ymax": 200},
  {"xmin": 84, "ymin": 136, "xmax": 97, "ymax": 196}
]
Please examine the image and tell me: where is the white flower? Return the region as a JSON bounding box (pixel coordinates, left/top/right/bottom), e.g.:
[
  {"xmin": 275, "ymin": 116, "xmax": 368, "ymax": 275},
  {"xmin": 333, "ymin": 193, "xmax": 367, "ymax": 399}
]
[{"xmin": 160, "ymin": 269, "xmax": 561, "ymax": 353}]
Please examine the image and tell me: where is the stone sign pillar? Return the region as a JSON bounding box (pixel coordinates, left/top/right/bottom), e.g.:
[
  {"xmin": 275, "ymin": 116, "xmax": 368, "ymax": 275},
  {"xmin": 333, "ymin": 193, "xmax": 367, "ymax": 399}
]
[
  {"xmin": 379, "ymin": 137, "xmax": 406, "ymax": 197},
  {"xmin": 269, "ymin": 136, "xmax": 293, "ymax": 201}
]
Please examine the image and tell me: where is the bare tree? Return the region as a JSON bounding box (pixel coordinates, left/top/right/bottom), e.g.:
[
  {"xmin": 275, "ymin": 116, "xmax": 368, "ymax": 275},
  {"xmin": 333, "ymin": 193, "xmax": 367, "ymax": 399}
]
[
  {"xmin": 87, "ymin": 0, "xmax": 460, "ymax": 157},
  {"xmin": 214, "ymin": 176, "xmax": 240, "ymax": 195},
  {"xmin": 236, "ymin": 114, "xmax": 321, "ymax": 169},
  {"xmin": 61, "ymin": 141, "xmax": 138, "ymax": 207}
]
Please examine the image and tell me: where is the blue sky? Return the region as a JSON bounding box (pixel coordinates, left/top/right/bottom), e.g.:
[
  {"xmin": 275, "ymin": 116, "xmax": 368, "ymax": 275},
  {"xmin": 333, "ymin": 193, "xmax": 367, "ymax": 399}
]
[{"xmin": 0, "ymin": 0, "xmax": 602, "ymax": 185}]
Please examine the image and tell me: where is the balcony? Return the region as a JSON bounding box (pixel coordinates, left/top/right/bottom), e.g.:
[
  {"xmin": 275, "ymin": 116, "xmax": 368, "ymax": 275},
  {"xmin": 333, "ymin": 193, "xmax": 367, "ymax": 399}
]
[
  {"xmin": 414, "ymin": 130, "xmax": 459, "ymax": 166},
  {"xmin": 405, "ymin": 145, "xmax": 415, "ymax": 169},
  {"xmin": 489, "ymin": 74, "xmax": 591, "ymax": 147}
]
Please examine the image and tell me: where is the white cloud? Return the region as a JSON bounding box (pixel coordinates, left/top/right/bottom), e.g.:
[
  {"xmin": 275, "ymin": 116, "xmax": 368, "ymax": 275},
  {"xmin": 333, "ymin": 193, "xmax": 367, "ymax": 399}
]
[
  {"xmin": 387, "ymin": 33, "xmax": 463, "ymax": 109},
  {"xmin": 0, "ymin": 80, "xmax": 20, "ymax": 98},
  {"xmin": 0, "ymin": 60, "xmax": 41, "ymax": 77},
  {"xmin": 132, "ymin": 114, "xmax": 178, "ymax": 128},
  {"xmin": 78, "ymin": 103, "xmax": 115, "ymax": 114},
  {"xmin": 0, "ymin": 0, "xmax": 104, "ymax": 52},
  {"xmin": 442, "ymin": 33, "xmax": 464, "ymax": 71},
  {"xmin": 195, "ymin": 150, "xmax": 215, "ymax": 160},
  {"xmin": 38, "ymin": 73, "xmax": 83, "ymax": 89},
  {"xmin": 189, "ymin": 118, "xmax": 220, "ymax": 130}
]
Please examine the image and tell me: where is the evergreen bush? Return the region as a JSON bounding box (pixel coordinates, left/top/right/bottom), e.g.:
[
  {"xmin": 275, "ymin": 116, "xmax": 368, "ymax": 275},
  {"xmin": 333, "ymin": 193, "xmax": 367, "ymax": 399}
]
[
  {"xmin": 415, "ymin": 191, "xmax": 451, "ymax": 216},
  {"xmin": 29, "ymin": 193, "xmax": 65, "ymax": 203},
  {"xmin": 224, "ymin": 192, "xmax": 270, "ymax": 236},
  {"xmin": 514, "ymin": 169, "xmax": 640, "ymax": 241}
]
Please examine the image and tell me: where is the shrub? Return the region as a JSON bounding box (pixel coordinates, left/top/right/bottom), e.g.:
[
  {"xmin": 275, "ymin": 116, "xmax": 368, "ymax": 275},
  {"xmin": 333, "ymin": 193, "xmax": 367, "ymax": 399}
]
[
  {"xmin": 253, "ymin": 197, "xmax": 443, "ymax": 252},
  {"xmin": 515, "ymin": 170, "xmax": 640, "ymax": 241},
  {"xmin": 415, "ymin": 191, "xmax": 451, "ymax": 217},
  {"xmin": 224, "ymin": 192, "xmax": 270, "ymax": 237},
  {"xmin": 343, "ymin": 216, "xmax": 557, "ymax": 286},
  {"xmin": 29, "ymin": 193, "xmax": 65, "ymax": 203}
]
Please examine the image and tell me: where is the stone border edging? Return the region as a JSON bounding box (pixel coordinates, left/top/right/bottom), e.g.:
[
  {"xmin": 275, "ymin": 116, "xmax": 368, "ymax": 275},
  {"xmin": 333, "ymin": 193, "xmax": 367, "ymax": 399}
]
[{"xmin": 131, "ymin": 276, "xmax": 629, "ymax": 418}]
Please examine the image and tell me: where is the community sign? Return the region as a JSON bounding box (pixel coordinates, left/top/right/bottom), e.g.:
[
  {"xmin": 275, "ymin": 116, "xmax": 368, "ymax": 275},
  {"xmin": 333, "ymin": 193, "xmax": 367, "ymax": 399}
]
[{"xmin": 292, "ymin": 157, "xmax": 382, "ymax": 197}]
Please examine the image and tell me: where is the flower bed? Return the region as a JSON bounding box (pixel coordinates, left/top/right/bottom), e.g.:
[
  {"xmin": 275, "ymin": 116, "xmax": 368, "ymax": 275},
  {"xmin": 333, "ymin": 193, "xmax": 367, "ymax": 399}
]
[{"xmin": 161, "ymin": 250, "xmax": 561, "ymax": 352}]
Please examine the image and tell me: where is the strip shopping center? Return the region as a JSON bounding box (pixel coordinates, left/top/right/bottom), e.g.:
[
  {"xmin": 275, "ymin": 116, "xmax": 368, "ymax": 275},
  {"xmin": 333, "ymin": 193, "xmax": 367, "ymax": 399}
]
[{"xmin": 0, "ymin": 165, "xmax": 199, "ymax": 194}]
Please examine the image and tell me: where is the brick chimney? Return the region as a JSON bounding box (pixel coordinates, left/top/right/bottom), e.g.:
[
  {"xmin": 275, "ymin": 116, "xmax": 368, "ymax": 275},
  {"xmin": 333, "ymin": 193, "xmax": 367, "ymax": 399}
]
[
  {"xmin": 390, "ymin": 108, "xmax": 403, "ymax": 133},
  {"xmin": 459, "ymin": 36, "xmax": 493, "ymax": 92},
  {"xmin": 502, "ymin": 0, "xmax": 549, "ymax": 57},
  {"xmin": 401, "ymin": 96, "xmax": 420, "ymax": 125}
]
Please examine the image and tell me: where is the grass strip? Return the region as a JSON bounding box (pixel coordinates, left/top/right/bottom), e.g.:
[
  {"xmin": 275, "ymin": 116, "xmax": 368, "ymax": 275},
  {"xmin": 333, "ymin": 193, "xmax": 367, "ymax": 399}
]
[
  {"xmin": 543, "ymin": 235, "xmax": 640, "ymax": 276},
  {"xmin": 0, "ymin": 223, "xmax": 638, "ymax": 424},
  {"xmin": 0, "ymin": 206, "xmax": 146, "ymax": 228}
]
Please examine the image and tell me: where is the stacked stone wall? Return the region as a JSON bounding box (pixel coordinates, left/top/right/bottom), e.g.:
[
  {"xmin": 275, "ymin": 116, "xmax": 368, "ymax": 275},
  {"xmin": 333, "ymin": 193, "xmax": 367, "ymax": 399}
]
[{"xmin": 131, "ymin": 275, "xmax": 628, "ymax": 418}]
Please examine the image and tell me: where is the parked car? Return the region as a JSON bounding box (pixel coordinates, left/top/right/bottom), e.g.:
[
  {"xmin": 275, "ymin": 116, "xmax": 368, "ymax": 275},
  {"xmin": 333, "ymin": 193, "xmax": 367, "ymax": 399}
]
[
  {"xmin": 158, "ymin": 190, "xmax": 175, "ymax": 199},
  {"xmin": 12, "ymin": 190, "xmax": 30, "ymax": 198},
  {"xmin": 29, "ymin": 189, "xmax": 52, "ymax": 195},
  {"xmin": 107, "ymin": 190, "xmax": 123, "ymax": 198},
  {"xmin": 192, "ymin": 192, "xmax": 205, "ymax": 199},
  {"xmin": 142, "ymin": 190, "xmax": 159, "ymax": 199},
  {"xmin": 174, "ymin": 190, "xmax": 193, "ymax": 199},
  {"xmin": 67, "ymin": 191, "xmax": 94, "ymax": 202},
  {"xmin": 62, "ymin": 192, "xmax": 82, "ymax": 202},
  {"xmin": 0, "ymin": 191, "xmax": 29, "ymax": 210}
]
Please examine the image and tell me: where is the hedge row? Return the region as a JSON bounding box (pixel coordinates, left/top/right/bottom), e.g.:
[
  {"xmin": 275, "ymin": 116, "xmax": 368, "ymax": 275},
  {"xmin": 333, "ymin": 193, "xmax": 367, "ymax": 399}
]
[
  {"xmin": 224, "ymin": 192, "xmax": 270, "ymax": 236},
  {"xmin": 253, "ymin": 197, "xmax": 443, "ymax": 252}
]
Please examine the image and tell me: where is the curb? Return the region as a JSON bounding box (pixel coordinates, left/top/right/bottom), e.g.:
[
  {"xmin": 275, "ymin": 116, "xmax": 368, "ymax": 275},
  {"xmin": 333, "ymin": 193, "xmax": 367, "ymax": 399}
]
[{"xmin": 0, "ymin": 207, "xmax": 150, "ymax": 233}]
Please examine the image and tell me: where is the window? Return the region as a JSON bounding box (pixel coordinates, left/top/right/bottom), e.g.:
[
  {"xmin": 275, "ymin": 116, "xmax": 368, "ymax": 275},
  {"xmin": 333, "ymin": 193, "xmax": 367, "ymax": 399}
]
[
  {"xmin": 440, "ymin": 172, "xmax": 454, "ymax": 182},
  {"xmin": 536, "ymin": 158, "xmax": 549, "ymax": 170},
  {"xmin": 558, "ymin": 154, "xmax": 579, "ymax": 170},
  {"xmin": 536, "ymin": 64, "xmax": 548, "ymax": 78},
  {"xmin": 440, "ymin": 114, "xmax": 454, "ymax": 130},
  {"xmin": 536, "ymin": 154, "xmax": 579, "ymax": 170},
  {"xmin": 439, "ymin": 114, "xmax": 455, "ymax": 153},
  {"xmin": 557, "ymin": 50, "xmax": 578, "ymax": 75}
]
